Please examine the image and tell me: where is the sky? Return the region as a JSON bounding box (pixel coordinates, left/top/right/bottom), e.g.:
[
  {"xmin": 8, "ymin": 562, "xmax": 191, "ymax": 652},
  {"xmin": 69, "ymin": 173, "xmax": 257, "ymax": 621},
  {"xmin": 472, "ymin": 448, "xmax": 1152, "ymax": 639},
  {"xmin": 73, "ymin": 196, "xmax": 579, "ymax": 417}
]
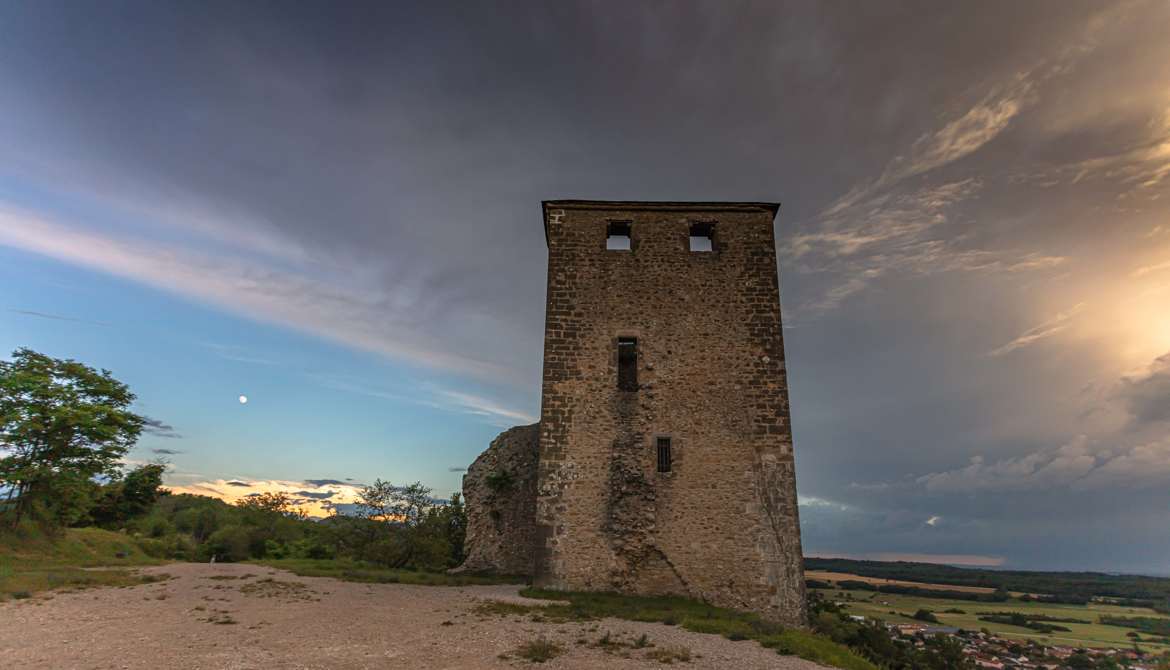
[{"xmin": 1, "ymin": 1, "xmax": 1168, "ymax": 574}]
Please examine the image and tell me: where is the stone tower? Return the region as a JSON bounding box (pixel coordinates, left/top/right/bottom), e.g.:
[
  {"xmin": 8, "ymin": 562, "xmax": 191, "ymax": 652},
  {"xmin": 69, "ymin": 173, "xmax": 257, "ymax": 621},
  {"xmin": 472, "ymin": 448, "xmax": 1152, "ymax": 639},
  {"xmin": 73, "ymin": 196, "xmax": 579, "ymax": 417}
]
[{"xmin": 534, "ymin": 200, "xmax": 806, "ymax": 625}]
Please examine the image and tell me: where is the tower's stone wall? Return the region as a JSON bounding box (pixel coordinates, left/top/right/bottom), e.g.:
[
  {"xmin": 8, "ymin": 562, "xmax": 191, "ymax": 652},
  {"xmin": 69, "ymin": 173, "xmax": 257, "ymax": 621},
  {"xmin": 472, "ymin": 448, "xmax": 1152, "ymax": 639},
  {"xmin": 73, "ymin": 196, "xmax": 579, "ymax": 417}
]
[{"xmin": 533, "ymin": 201, "xmax": 806, "ymax": 625}]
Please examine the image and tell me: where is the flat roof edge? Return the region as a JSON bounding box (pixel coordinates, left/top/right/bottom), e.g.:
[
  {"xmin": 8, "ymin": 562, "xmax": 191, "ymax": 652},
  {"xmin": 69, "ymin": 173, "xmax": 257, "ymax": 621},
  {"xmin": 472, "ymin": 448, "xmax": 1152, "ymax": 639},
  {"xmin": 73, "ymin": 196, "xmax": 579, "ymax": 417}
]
[{"xmin": 543, "ymin": 200, "xmax": 780, "ymax": 214}]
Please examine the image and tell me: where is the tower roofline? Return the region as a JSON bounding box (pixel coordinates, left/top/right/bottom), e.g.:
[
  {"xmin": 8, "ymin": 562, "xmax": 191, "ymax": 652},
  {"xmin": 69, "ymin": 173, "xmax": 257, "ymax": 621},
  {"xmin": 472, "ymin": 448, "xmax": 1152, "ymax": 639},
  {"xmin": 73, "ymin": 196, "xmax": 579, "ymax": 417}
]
[{"xmin": 541, "ymin": 200, "xmax": 781, "ymax": 246}]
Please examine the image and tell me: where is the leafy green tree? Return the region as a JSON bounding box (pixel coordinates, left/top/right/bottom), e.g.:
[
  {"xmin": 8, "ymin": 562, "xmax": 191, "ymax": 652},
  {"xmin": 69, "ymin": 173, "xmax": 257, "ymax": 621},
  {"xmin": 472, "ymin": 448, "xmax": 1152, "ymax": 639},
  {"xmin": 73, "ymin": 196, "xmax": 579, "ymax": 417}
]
[
  {"xmin": 90, "ymin": 463, "xmax": 167, "ymax": 527},
  {"xmin": 1, "ymin": 348, "xmax": 144, "ymax": 529},
  {"xmin": 913, "ymin": 608, "xmax": 940, "ymax": 623}
]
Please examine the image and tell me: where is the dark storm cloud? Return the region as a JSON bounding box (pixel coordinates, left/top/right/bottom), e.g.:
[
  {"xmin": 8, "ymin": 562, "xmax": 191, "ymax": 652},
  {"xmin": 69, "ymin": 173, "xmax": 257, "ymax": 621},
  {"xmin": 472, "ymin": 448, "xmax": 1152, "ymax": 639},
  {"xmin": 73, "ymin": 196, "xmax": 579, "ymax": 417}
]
[{"xmin": 2, "ymin": 0, "xmax": 1170, "ymax": 570}]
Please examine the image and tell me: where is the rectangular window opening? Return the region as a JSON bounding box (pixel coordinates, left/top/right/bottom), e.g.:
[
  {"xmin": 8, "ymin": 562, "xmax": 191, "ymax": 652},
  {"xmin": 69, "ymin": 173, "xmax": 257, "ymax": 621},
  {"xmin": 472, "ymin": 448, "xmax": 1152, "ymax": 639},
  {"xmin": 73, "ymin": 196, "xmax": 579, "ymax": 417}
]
[
  {"xmin": 656, "ymin": 437, "xmax": 672, "ymax": 473},
  {"xmin": 607, "ymin": 221, "xmax": 632, "ymax": 251},
  {"xmin": 617, "ymin": 337, "xmax": 637, "ymax": 391},
  {"xmin": 689, "ymin": 222, "xmax": 714, "ymax": 252}
]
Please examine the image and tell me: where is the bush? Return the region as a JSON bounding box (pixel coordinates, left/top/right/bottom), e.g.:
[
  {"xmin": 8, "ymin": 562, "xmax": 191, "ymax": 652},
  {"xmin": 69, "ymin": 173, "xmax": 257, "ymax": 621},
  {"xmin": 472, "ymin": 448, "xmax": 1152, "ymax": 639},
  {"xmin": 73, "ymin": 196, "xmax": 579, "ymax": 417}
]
[
  {"xmin": 205, "ymin": 526, "xmax": 251, "ymax": 562},
  {"xmin": 913, "ymin": 609, "xmax": 940, "ymax": 623}
]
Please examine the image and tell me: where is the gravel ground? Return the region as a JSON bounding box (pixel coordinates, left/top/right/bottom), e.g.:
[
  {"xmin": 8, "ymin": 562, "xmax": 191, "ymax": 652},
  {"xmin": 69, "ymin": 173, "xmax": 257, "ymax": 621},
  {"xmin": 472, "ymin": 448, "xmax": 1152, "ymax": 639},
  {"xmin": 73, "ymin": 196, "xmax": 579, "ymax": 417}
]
[{"xmin": 0, "ymin": 562, "xmax": 827, "ymax": 670}]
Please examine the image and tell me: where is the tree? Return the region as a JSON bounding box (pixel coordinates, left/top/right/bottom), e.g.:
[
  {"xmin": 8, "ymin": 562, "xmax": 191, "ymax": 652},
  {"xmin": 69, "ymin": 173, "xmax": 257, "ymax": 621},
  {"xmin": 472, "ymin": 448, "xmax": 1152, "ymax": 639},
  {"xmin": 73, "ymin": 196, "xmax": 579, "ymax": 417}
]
[
  {"xmin": 236, "ymin": 491, "xmax": 306, "ymax": 520},
  {"xmin": 90, "ymin": 462, "xmax": 168, "ymax": 528},
  {"xmin": 913, "ymin": 608, "xmax": 940, "ymax": 623},
  {"xmin": 1, "ymin": 348, "xmax": 144, "ymax": 529}
]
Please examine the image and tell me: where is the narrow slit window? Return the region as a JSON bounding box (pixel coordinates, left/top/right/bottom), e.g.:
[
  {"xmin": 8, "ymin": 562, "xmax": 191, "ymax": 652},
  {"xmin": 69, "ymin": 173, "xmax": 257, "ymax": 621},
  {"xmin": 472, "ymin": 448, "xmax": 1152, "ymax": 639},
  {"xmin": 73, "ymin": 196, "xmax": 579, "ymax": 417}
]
[
  {"xmin": 689, "ymin": 222, "xmax": 714, "ymax": 252},
  {"xmin": 607, "ymin": 221, "xmax": 632, "ymax": 251},
  {"xmin": 617, "ymin": 337, "xmax": 637, "ymax": 391},
  {"xmin": 656, "ymin": 437, "xmax": 672, "ymax": 473}
]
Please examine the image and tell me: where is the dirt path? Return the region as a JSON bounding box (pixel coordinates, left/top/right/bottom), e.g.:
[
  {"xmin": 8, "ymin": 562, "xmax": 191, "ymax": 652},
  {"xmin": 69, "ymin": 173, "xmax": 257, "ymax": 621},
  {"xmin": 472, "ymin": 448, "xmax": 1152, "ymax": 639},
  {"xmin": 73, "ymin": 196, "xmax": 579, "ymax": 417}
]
[{"xmin": 0, "ymin": 562, "xmax": 825, "ymax": 669}]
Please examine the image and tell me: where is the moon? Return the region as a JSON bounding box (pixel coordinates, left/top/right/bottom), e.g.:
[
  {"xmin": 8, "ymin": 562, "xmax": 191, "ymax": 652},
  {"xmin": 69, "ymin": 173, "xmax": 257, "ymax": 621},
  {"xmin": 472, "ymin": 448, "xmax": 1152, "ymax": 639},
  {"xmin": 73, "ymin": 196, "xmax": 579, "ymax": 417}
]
[{"xmin": 238, "ymin": 395, "xmax": 248, "ymax": 405}]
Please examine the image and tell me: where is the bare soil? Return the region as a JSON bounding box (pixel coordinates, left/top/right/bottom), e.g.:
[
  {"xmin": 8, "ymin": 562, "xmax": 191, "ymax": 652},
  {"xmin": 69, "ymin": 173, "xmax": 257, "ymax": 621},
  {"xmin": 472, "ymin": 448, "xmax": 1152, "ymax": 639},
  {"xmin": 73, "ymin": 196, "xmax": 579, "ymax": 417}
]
[{"xmin": 0, "ymin": 562, "xmax": 825, "ymax": 669}]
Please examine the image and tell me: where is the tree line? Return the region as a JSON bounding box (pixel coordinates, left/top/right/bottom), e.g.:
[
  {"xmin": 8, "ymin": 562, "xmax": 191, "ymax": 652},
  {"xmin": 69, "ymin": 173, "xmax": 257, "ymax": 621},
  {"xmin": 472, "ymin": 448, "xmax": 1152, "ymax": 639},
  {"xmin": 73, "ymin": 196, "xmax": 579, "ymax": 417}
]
[{"xmin": 1, "ymin": 347, "xmax": 466, "ymax": 571}]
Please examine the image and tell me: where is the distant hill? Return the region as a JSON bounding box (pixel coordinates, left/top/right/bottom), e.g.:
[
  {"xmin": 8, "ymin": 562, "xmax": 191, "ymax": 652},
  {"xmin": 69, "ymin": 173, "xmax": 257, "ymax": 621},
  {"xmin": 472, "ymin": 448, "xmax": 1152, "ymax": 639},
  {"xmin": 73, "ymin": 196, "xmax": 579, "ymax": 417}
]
[{"xmin": 805, "ymin": 557, "xmax": 1170, "ymax": 608}]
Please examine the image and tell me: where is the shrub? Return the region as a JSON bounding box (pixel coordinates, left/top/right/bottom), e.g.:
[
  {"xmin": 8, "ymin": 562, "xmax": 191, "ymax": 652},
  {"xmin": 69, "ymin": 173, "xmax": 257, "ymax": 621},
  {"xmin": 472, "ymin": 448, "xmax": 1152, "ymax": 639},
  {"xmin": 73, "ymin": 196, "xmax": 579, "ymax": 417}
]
[
  {"xmin": 485, "ymin": 469, "xmax": 515, "ymax": 493},
  {"xmin": 913, "ymin": 609, "xmax": 940, "ymax": 623},
  {"xmin": 205, "ymin": 526, "xmax": 251, "ymax": 562}
]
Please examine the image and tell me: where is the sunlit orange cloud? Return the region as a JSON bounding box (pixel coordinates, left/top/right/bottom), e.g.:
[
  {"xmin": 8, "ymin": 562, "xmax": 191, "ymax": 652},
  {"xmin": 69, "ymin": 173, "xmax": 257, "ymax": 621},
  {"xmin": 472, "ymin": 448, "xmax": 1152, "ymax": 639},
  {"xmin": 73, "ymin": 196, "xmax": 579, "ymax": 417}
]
[{"xmin": 167, "ymin": 478, "xmax": 364, "ymax": 518}]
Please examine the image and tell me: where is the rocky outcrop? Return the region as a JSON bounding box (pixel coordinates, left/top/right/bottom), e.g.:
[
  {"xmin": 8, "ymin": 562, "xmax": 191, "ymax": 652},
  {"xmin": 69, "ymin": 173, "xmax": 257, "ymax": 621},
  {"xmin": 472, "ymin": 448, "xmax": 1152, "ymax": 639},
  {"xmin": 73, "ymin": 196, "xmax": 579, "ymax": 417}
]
[{"xmin": 450, "ymin": 423, "xmax": 540, "ymax": 576}]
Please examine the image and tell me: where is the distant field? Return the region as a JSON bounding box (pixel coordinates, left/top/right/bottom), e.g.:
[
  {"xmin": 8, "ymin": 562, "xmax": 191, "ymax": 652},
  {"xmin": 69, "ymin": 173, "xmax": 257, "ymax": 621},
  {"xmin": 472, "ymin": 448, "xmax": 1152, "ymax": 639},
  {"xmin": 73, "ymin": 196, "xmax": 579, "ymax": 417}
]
[
  {"xmin": 806, "ymin": 570, "xmax": 1006, "ymax": 594},
  {"xmin": 815, "ymin": 586, "xmax": 1170, "ymax": 651}
]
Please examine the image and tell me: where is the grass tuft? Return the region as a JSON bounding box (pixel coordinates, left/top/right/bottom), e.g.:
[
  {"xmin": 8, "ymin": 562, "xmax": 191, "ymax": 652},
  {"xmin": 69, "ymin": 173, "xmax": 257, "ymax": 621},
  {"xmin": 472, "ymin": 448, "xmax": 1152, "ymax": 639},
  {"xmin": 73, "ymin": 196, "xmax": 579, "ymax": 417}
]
[
  {"xmin": 517, "ymin": 588, "xmax": 877, "ymax": 670},
  {"xmin": 515, "ymin": 637, "xmax": 563, "ymax": 663},
  {"xmin": 645, "ymin": 645, "xmax": 692, "ymax": 664},
  {"xmin": 253, "ymin": 558, "xmax": 524, "ymax": 587}
]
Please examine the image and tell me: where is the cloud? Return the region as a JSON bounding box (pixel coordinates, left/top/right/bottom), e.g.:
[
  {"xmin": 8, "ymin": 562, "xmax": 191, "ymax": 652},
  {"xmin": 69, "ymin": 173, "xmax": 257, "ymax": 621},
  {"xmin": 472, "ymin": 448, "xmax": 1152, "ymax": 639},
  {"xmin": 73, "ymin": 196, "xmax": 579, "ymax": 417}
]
[
  {"xmin": 1132, "ymin": 259, "xmax": 1170, "ymax": 278},
  {"xmin": 142, "ymin": 416, "xmax": 182, "ymax": 439},
  {"xmin": 914, "ymin": 433, "xmax": 1170, "ymax": 493},
  {"xmin": 883, "ymin": 88, "xmax": 1029, "ymax": 186},
  {"xmin": 1117, "ymin": 352, "xmax": 1170, "ymax": 425},
  {"xmin": 987, "ymin": 303, "xmax": 1087, "ymax": 357},
  {"xmin": 167, "ymin": 477, "xmax": 365, "ymax": 517},
  {"xmin": 868, "ymin": 553, "xmax": 1005, "ymax": 567},
  {"xmin": 314, "ymin": 375, "xmax": 536, "ymax": 427},
  {"xmin": 787, "ymin": 87, "xmax": 1067, "ymax": 316},
  {"xmin": 199, "ymin": 342, "xmax": 280, "ymax": 366},
  {"xmin": 6, "ymin": 308, "xmax": 109, "ymax": 326},
  {"xmin": 808, "ymin": 551, "xmax": 1005, "ymax": 567},
  {"xmin": 303, "ymin": 479, "xmax": 350, "ymax": 487},
  {"xmin": 431, "ymin": 388, "xmax": 538, "ymax": 426},
  {"xmin": 448, "ymin": 466, "xmax": 468, "ymax": 472},
  {"xmin": 0, "ymin": 204, "xmax": 510, "ymax": 380},
  {"xmin": 293, "ymin": 490, "xmax": 336, "ymax": 500},
  {"xmin": 150, "ymin": 448, "xmax": 183, "ymax": 456},
  {"xmin": 792, "ymin": 177, "xmax": 1065, "ymax": 314}
]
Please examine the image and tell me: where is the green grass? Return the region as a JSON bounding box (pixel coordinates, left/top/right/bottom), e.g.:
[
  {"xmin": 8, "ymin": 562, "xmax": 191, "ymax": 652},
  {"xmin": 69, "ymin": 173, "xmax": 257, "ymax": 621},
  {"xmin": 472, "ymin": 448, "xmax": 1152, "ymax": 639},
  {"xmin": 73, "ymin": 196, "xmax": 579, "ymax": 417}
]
[
  {"xmin": 510, "ymin": 588, "xmax": 877, "ymax": 670},
  {"xmin": 253, "ymin": 558, "xmax": 526, "ymax": 587},
  {"xmin": 819, "ymin": 587, "xmax": 1170, "ymax": 652},
  {"xmin": 0, "ymin": 527, "xmax": 167, "ymax": 600}
]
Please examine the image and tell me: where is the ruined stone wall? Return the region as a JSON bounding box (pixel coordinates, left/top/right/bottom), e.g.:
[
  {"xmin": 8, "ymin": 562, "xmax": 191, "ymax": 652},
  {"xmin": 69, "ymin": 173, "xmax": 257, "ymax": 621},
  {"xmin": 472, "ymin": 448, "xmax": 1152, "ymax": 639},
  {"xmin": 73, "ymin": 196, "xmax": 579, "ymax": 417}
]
[
  {"xmin": 534, "ymin": 201, "xmax": 806, "ymax": 625},
  {"xmin": 452, "ymin": 423, "xmax": 540, "ymax": 576}
]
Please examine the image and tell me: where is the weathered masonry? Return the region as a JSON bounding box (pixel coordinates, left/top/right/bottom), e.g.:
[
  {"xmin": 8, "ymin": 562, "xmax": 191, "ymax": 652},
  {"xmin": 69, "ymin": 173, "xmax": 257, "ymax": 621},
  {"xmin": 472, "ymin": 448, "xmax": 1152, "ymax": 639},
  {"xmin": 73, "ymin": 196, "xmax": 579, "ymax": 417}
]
[{"xmin": 533, "ymin": 200, "xmax": 807, "ymax": 625}]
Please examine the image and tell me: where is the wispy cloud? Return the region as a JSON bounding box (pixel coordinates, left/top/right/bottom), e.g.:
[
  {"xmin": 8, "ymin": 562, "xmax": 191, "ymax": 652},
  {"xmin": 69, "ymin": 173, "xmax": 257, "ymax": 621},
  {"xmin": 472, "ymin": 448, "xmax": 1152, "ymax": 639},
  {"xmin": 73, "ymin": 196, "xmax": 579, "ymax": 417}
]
[
  {"xmin": 199, "ymin": 342, "xmax": 281, "ymax": 366},
  {"xmin": 314, "ymin": 374, "xmax": 535, "ymax": 427},
  {"xmin": 142, "ymin": 416, "xmax": 182, "ymax": 439},
  {"xmin": 1132, "ymin": 259, "xmax": 1170, "ymax": 277},
  {"xmin": 7, "ymin": 308, "xmax": 108, "ymax": 327},
  {"xmin": 431, "ymin": 388, "xmax": 538, "ymax": 425},
  {"xmin": 787, "ymin": 81, "xmax": 1064, "ymax": 315},
  {"xmin": 0, "ymin": 204, "xmax": 509, "ymax": 380},
  {"xmin": 151, "ymin": 448, "xmax": 183, "ymax": 456},
  {"xmin": 987, "ymin": 302, "xmax": 1087, "ymax": 357}
]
